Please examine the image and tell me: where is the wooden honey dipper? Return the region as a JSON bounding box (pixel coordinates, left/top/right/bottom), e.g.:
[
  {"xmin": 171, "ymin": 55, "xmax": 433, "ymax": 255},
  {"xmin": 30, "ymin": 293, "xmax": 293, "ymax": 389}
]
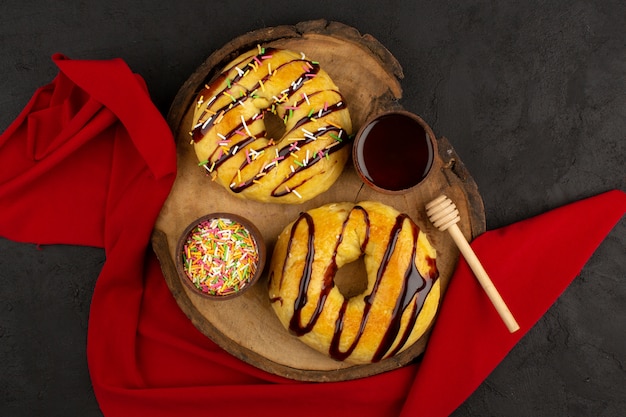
[{"xmin": 426, "ymin": 195, "xmax": 520, "ymax": 333}]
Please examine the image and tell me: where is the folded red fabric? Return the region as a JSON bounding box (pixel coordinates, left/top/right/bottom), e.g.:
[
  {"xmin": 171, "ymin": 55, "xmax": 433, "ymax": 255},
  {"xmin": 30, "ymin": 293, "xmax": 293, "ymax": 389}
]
[
  {"xmin": 402, "ymin": 188, "xmax": 626, "ymax": 416},
  {"xmin": 1, "ymin": 55, "xmax": 624, "ymax": 417}
]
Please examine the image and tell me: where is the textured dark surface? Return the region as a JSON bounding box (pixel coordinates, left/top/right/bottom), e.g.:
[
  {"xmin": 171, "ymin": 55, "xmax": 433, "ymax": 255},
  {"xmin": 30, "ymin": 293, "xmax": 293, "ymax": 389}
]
[{"xmin": 1, "ymin": 1, "xmax": 624, "ymax": 416}]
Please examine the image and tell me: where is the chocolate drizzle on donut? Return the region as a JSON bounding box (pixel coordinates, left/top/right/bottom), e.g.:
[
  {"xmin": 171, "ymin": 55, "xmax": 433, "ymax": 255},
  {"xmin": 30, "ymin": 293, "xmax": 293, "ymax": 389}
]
[
  {"xmin": 231, "ymin": 113, "xmax": 348, "ymax": 195},
  {"xmin": 277, "ymin": 207, "xmax": 439, "ymax": 362},
  {"xmin": 371, "ymin": 214, "xmax": 437, "ymax": 361},
  {"xmin": 190, "ymin": 47, "xmax": 352, "ymax": 201},
  {"xmin": 327, "ymin": 206, "xmax": 370, "ymax": 360},
  {"xmin": 286, "ymin": 212, "xmax": 321, "ymax": 335}
]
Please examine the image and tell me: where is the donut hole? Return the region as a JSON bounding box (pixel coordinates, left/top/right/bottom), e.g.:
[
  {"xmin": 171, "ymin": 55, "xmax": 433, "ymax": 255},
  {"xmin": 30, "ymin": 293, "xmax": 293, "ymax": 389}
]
[
  {"xmin": 263, "ymin": 111, "xmax": 286, "ymax": 143},
  {"xmin": 333, "ymin": 255, "xmax": 369, "ymax": 299}
]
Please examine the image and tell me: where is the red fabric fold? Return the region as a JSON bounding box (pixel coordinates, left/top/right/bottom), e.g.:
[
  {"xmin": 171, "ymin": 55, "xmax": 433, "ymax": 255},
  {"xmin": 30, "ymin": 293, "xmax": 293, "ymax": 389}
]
[
  {"xmin": 1, "ymin": 55, "xmax": 624, "ymax": 417},
  {"xmin": 402, "ymin": 189, "xmax": 626, "ymax": 417}
]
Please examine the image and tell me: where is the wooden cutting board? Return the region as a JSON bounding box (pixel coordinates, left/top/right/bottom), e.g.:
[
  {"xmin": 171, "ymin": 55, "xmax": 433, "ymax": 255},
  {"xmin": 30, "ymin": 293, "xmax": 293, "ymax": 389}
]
[{"xmin": 152, "ymin": 19, "xmax": 485, "ymax": 382}]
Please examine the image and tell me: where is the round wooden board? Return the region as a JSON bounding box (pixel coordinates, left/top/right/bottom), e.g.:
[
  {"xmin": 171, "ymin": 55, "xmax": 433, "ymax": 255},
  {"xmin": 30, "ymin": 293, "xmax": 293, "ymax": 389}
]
[{"xmin": 152, "ymin": 20, "xmax": 486, "ymax": 382}]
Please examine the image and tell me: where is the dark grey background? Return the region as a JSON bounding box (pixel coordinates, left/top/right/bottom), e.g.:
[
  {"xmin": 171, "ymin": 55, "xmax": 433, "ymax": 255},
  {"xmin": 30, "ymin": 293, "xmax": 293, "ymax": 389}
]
[{"xmin": 1, "ymin": 1, "xmax": 624, "ymax": 416}]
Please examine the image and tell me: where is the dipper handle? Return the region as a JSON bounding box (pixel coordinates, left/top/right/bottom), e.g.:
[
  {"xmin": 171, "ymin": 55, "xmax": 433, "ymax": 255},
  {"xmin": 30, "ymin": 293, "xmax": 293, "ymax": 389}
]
[{"xmin": 426, "ymin": 195, "xmax": 520, "ymax": 333}]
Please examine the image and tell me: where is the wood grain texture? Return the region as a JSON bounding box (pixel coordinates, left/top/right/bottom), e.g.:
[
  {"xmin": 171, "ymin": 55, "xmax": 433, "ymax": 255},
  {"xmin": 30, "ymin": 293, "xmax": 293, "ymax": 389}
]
[{"xmin": 152, "ymin": 20, "xmax": 485, "ymax": 381}]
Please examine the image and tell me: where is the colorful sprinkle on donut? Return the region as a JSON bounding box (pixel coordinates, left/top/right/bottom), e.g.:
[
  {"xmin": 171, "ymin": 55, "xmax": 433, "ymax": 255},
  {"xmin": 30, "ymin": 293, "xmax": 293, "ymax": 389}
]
[{"xmin": 182, "ymin": 217, "xmax": 260, "ymax": 296}]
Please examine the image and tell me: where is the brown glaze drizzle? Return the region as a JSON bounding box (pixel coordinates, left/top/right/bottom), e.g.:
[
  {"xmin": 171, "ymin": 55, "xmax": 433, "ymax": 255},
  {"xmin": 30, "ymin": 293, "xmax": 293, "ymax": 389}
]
[
  {"xmin": 327, "ymin": 206, "xmax": 370, "ymax": 360},
  {"xmin": 230, "ymin": 114, "xmax": 348, "ymax": 195},
  {"xmin": 190, "ymin": 48, "xmax": 351, "ymax": 199},
  {"xmin": 371, "ymin": 215, "xmax": 438, "ymax": 361},
  {"xmin": 273, "ymin": 207, "xmax": 439, "ymax": 362},
  {"xmin": 192, "ymin": 47, "xmax": 321, "ymax": 143},
  {"xmin": 285, "ymin": 213, "xmax": 321, "ymax": 335}
]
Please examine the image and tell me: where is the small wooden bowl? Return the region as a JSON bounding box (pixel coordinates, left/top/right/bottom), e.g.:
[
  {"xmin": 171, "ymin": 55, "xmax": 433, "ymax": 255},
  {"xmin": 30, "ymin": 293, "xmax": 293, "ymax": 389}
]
[{"xmin": 175, "ymin": 213, "xmax": 266, "ymax": 300}]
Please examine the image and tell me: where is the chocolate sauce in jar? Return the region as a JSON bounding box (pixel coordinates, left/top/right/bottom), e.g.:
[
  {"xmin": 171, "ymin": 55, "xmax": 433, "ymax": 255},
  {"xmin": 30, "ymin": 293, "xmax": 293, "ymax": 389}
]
[{"xmin": 353, "ymin": 111, "xmax": 436, "ymax": 193}]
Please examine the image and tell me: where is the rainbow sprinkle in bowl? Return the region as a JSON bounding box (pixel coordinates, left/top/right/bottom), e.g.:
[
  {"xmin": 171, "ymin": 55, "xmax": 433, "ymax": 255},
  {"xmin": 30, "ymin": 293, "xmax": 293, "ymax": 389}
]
[{"xmin": 176, "ymin": 213, "xmax": 266, "ymax": 300}]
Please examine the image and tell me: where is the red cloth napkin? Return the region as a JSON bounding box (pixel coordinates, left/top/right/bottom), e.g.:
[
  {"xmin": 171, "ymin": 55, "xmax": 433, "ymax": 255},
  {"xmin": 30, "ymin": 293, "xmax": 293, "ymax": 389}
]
[{"xmin": 1, "ymin": 55, "xmax": 624, "ymax": 417}]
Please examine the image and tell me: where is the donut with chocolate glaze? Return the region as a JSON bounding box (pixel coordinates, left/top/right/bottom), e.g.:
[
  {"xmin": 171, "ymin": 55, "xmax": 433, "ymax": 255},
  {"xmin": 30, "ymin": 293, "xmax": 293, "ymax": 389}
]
[
  {"xmin": 268, "ymin": 201, "xmax": 440, "ymax": 364},
  {"xmin": 190, "ymin": 46, "xmax": 352, "ymax": 204}
]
